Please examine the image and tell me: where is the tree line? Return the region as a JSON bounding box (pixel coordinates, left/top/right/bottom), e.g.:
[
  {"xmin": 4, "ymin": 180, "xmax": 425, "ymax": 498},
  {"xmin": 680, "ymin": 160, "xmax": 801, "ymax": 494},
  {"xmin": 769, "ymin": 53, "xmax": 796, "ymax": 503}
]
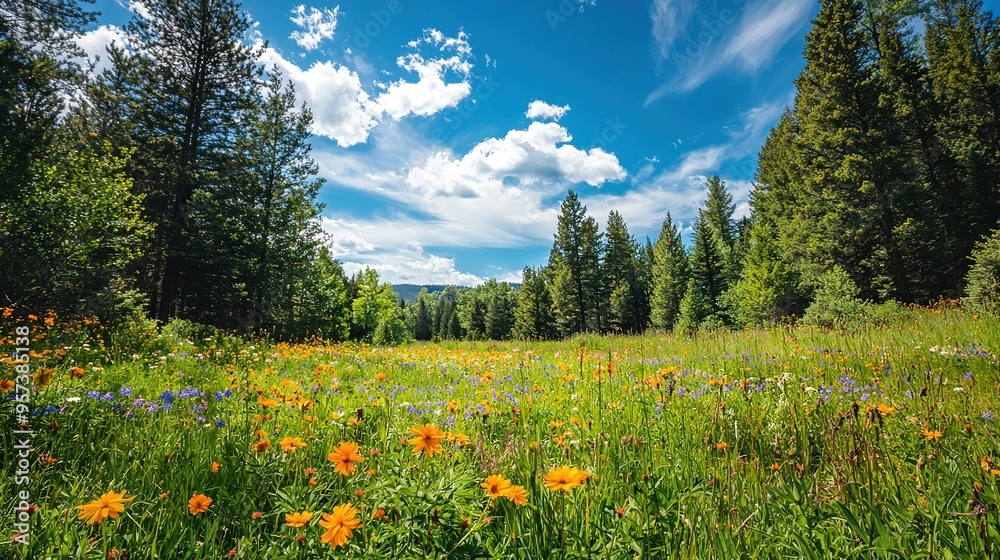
[
  {"xmin": 405, "ymin": 0, "xmax": 1000, "ymax": 340},
  {"xmin": 2, "ymin": 0, "xmax": 998, "ymax": 345}
]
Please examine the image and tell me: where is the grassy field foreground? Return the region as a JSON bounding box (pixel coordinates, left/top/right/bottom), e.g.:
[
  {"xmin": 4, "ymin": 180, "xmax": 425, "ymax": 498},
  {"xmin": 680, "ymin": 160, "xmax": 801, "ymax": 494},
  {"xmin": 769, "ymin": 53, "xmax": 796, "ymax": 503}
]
[{"xmin": 2, "ymin": 307, "xmax": 1000, "ymax": 559}]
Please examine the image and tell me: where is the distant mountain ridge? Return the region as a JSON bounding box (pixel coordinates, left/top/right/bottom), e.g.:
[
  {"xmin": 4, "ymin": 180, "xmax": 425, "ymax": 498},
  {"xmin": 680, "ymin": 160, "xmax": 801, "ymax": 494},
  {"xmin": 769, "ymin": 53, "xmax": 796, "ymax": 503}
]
[
  {"xmin": 391, "ymin": 284, "xmax": 451, "ymax": 302},
  {"xmin": 392, "ymin": 283, "xmax": 521, "ymax": 302}
]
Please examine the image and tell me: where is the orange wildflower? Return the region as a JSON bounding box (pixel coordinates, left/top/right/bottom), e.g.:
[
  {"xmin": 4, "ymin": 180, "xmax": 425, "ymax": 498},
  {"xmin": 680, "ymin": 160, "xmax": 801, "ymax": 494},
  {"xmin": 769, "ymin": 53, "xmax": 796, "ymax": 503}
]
[
  {"xmin": 188, "ymin": 493, "xmax": 212, "ymax": 515},
  {"xmin": 327, "ymin": 442, "xmax": 364, "ymax": 476},
  {"xmin": 76, "ymin": 490, "xmax": 134, "ymax": 525},
  {"xmin": 285, "ymin": 511, "xmax": 314, "ymax": 528},
  {"xmin": 481, "ymin": 475, "xmax": 513, "ymax": 500},
  {"xmin": 279, "ymin": 436, "xmax": 307, "ymax": 453},
  {"xmin": 506, "ymin": 485, "xmax": 529, "ymax": 506},
  {"xmin": 543, "ymin": 466, "xmax": 585, "ymax": 493},
  {"xmin": 319, "ymin": 504, "xmax": 361, "ymax": 548},
  {"xmin": 407, "ymin": 424, "xmax": 445, "ymax": 456}
]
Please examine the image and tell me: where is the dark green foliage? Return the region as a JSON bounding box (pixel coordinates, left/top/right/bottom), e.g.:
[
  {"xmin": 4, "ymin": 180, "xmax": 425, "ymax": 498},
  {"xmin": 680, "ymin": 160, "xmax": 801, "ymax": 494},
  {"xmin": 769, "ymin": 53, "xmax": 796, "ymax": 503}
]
[
  {"xmin": 702, "ymin": 176, "xmax": 737, "ymax": 258},
  {"xmin": 675, "ymin": 279, "xmax": 710, "ymax": 336},
  {"xmin": 746, "ymin": 0, "xmax": 993, "ymax": 307},
  {"xmin": 966, "ymin": 228, "xmax": 1000, "ymax": 315},
  {"xmin": 603, "ymin": 211, "xmax": 644, "ymax": 333},
  {"xmin": 274, "ymin": 247, "xmax": 350, "ymax": 341},
  {"xmin": 515, "ymin": 267, "xmax": 557, "ymax": 340},
  {"xmin": 925, "ymin": 0, "xmax": 1000, "ymax": 292},
  {"xmin": 548, "ymin": 190, "xmax": 603, "ymax": 334},
  {"xmin": 649, "ymin": 214, "xmax": 688, "ymax": 331},
  {"xmin": 688, "ymin": 211, "xmax": 727, "ymax": 319},
  {"xmin": 116, "ymin": 0, "xmax": 262, "ymax": 324},
  {"xmin": 230, "ymin": 70, "xmax": 326, "ymax": 335},
  {"xmin": 484, "ymin": 281, "xmax": 517, "ymax": 340},
  {"xmin": 433, "ymin": 286, "xmax": 464, "ymax": 340},
  {"xmin": 454, "ymin": 280, "xmax": 517, "ymax": 341},
  {"xmin": 802, "ymin": 267, "xmax": 867, "ymax": 329},
  {"xmin": 0, "ymin": 138, "xmax": 150, "ymax": 313},
  {"xmin": 458, "ymin": 289, "xmax": 488, "ymax": 340},
  {"xmin": 409, "ymin": 288, "xmax": 436, "ymax": 341},
  {"xmin": 724, "ymin": 220, "xmax": 801, "ymax": 327}
]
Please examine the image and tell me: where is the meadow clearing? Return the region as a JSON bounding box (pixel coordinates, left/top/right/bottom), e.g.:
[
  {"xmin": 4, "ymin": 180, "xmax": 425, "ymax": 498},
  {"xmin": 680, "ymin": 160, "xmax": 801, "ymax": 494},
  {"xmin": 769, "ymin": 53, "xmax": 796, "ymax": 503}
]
[{"xmin": 2, "ymin": 305, "xmax": 999, "ymax": 559}]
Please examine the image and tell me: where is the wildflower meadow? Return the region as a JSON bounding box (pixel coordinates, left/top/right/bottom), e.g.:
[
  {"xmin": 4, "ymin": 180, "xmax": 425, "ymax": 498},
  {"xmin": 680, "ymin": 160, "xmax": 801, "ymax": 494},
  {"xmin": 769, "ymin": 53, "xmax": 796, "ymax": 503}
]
[{"xmin": 2, "ymin": 305, "xmax": 1000, "ymax": 559}]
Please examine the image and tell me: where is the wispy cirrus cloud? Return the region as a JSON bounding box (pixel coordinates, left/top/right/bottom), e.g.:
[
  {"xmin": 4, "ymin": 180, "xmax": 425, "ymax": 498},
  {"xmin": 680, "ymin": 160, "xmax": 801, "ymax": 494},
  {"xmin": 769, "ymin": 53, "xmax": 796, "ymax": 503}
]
[
  {"xmin": 646, "ymin": 0, "xmax": 812, "ymax": 104},
  {"xmin": 648, "ymin": 0, "xmax": 697, "ymax": 62},
  {"xmin": 580, "ymin": 97, "xmax": 788, "ymax": 234}
]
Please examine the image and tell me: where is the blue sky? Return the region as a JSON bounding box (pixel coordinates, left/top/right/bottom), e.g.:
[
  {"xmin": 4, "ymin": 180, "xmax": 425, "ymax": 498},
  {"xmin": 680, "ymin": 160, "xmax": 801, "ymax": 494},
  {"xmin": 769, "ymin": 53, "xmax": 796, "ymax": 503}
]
[{"xmin": 81, "ymin": 0, "xmax": 820, "ymax": 285}]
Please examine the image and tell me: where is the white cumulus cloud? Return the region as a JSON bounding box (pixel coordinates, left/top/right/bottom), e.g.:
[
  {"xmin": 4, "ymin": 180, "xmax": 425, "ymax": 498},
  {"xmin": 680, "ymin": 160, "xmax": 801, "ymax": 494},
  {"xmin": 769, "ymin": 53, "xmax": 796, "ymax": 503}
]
[
  {"xmin": 373, "ymin": 29, "xmax": 474, "ymax": 120},
  {"xmin": 289, "ymin": 5, "xmax": 340, "ymax": 51},
  {"xmin": 259, "ymin": 44, "xmax": 378, "ymax": 147},
  {"xmin": 525, "ymin": 100, "xmax": 570, "ymax": 121},
  {"xmin": 75, "ymin": 25, "xmax": 128, "ymax": 76},
  {"xmin": 407, "ymin": 121, "xmax": 625, "ymax": 196}
]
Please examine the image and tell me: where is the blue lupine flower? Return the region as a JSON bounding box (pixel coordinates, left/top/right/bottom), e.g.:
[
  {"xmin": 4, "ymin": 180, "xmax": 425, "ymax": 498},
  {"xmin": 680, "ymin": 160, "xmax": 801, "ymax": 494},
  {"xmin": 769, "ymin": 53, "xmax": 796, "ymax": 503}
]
[{"xmin": 119, "ymin": 387, "xmax": 133, "ymax": 396}]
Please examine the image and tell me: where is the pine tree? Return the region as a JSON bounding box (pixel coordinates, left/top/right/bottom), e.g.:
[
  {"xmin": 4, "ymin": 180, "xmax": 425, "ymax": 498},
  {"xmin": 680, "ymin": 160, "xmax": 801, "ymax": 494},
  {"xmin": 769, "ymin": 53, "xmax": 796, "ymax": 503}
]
[
  {"xmin": 515, "ymin": 267, "xmax": 556, "ymax": 339},
  {"xmin": 649, "ymin": 214, "xmax": 689, "ymax": 330},
  {"xmin": 789, "ymin": 0, "xmax": 935, "ymax": 302},
  {"xmin": 548, "ymin": 190, "xmax": 603, "ymax": 334},
  {"xmin": 635, "ymin": 237, "xmax": 655, "ymax": 330},
  {"xmin": 702, "ymin": 175, "xmax": 741, "ymax": 289},
  {"xmin": 926, "ymin": 0, "xmax": 1000, "ymax": 292},
  {"xmin": 276, "ymin": 246, "xmax": 349, "ymax": 341},
  {"xmin": 689, "ymin": 211, "xmax": 726, "ymax": 318},
  {"xmin": 483, "ymin": 280, "xmax": 517, "ymax": 340},
  {"xmin": 603, "ymin": 211, "xmax": 642, "ymax": 333},
  {"xmin": 409, "ymin": 288, "xmax": 435, "ymax": 341},
  {"xmin": 676, "ymin": 278, "xmax": 710, "ymax": 336},
  {"xmin": 726, "ymin": 220, "xmax": 800, "ymax": 327},
  {"xmin": 458, "ymin": 289, "xmax": 487, "ymax": 340},
  {"xmin": 118, "ymin": 0, "xmax": 262, "ymax": 323},
  {"xmin": 231, "ymin": 70, "xmax": 325, "ymax": 334},
  {"xmin": 702, "ymin": 176, "xmax": 737, "ymax": 252}
]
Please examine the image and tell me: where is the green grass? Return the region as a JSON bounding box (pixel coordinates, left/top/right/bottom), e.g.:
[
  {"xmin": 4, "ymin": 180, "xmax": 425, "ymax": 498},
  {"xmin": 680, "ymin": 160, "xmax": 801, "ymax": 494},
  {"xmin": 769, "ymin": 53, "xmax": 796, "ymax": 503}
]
[{"xmin": 2, "ymin": 307, "xmax": 999, "ymax": 558}]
